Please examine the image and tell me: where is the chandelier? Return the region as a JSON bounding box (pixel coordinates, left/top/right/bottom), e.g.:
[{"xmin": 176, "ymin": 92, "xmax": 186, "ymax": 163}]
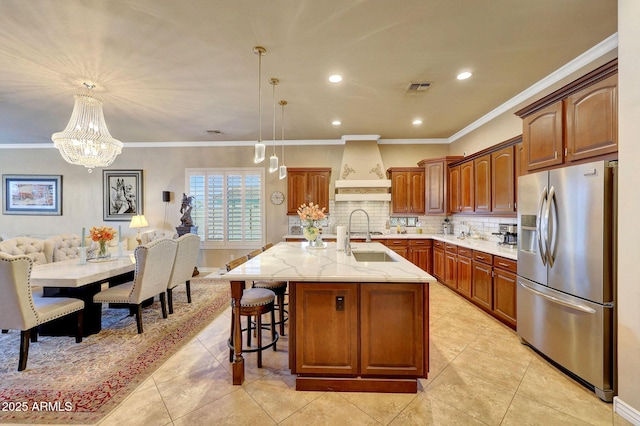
[
  {"xmin": 52, "ymin": 83, "xmax": 122, "ymax": 173},
  {"xmin": 253, "ymin": 46, "xmax": 266, "ymax": 163}
]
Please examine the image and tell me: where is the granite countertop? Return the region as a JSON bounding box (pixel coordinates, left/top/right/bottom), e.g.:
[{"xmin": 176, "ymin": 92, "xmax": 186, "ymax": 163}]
[
  {"xmin": 283, "ymin": 233, "xmax": 518, "ymax": 261},
  {"xmin": 223, "ymin": 242, "xmax": 436, "ymax": 283}
]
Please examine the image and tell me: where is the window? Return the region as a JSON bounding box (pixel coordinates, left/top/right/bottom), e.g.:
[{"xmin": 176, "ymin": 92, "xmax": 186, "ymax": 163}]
[{"xmin": 186, "ymin": 168, "xmax": 265, "ymax": 249}]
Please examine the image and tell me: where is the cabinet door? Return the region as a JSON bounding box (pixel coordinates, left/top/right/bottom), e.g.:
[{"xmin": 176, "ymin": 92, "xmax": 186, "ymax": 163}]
[
  {"xmin": 361, "ymin": 284, "xmax": 425, "ymax": 377},
  {"xmin": 457, "ymin": 255, "xmax": 472, "ymax": 298},
  {"xmin": 474, "ymin": 155, "xmax": 491, "ymax": 213},
  {"xmin": 460, "ymin": 162, "xmax": 474, "ymax": 213},
  {"xmin": 565, "ymin": 74, "xmax": 618, "ymax": 162},
  {"xmin": 390, "ymin": 171, "xmax": 409, "ymax": 213},
  {"xmin": 433, "ymin": 248, "xmax": 445, "ymax": 282},
  {"xmin": 472, "ymin": 261, "xmax": 493, "ymax": 310},
  {"xmin": 493, "ymin": 268, "xmax": 517, "ymax": 328},
  {"xmin": 287, "ymin": 168, "xmax": 331, "ymax": 215},
  {"xmin": 409, "ymin": 170, "xmax": 425, "ymax": 214},
  {"xmin": 308, "ymin": 170, "xmax": 331, "ymax": 213},
  {"xmin": 287, "ymin": 171, "xmax": 308, "ymax": 214},
  {"xmin": 294, "ymin": 283, "xmax": 359, "ymax": 375},
  {"xmin": 426, "ymin": 160, "xmax": 445, "ymax": 214},
  {"xmin": 492, "ymin": 146, "xmax": 515, "ymax": 213},
  {"xmin": 410, "ymin": 240, "xmax": 433, "ymax": 274},
  {"xmin": 385, "ymin": 239, "xmax": 409, "ymax": 259},
  {"xmin": 444, "ymin": 252, "xmax": 457, "ymax": 289},
  {"xmin": 448, "ymin": 166, "xmax": 461, "ymax": 213},
  {"xmin": 523, "ymin": 102, "xmax": 564, "ymax": 171}
]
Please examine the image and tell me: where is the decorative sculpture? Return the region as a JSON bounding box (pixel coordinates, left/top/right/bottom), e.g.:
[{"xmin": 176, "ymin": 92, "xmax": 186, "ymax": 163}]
[{"xmin": 179, "ymin": 193, "xmax": 194, "ymax": 227}]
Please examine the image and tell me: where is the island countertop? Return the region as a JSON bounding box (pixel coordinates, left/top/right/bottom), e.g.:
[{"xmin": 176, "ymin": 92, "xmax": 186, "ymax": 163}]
[{"xmin": 224, "ymin": 241, "xmax": 435, "ymax": 283}]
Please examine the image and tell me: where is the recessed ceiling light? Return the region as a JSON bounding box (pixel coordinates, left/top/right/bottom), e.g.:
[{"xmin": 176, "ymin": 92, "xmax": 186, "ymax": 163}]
[
  {"xmin": 331, "ymin": 120, "xmax": 341, "ymax": 126},
  {"xmin": 457, "ymin": 71, "xmax": 472, "ymax": 80},
  {"xmin": 412, "ymin": 119, "xmax": 423, "ymax": 125},
  {"xmin": 329, "ymin": 75, "xmax": 342, "ymax": 83}
]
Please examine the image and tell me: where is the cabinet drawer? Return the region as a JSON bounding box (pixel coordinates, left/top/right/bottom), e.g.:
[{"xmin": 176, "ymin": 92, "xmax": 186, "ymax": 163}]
[
  {"xmin": 409, "ymin": 239, "xmax": 432, "ymax": 247},
  {"xmin": 433, "ymin": 240, "xmax": 445, "ymax": 249},
  {"xmin": 385, "ymin": 239, "xmax": 408, "ymax": 247},
  {"xmin": 494, "ymin": 256, "xmax": 517, "ymax": 273},
  {"xmin": 472, "ymin": 250, "xmax": 493, "ymax": 264},
  {"xmin": 445, "ymin": 243, "xmax": 458, "ymax": 253},
  {"xmin": 457, "ymin": 247, "xmax": 472, "ymax": 258}
]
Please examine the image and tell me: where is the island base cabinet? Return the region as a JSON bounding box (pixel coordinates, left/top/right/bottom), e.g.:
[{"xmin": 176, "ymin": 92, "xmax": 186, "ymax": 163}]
[{"xmin": 289, "ymin": 281, "xmax": 429, "ymax": 393}]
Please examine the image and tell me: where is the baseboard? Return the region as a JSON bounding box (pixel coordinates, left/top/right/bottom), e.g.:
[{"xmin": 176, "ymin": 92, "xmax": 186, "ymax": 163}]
[{"xmin": 614, "ymin": 396, "xmax": 640, "ymax": 425}]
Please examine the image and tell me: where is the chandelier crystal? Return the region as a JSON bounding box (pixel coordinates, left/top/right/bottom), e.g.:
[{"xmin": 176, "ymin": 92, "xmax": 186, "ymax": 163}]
[
  {"xmin": 253, "ymin": 46, "xmax": 266, "ymax": 164},
  {"xmin": 52, "ymin": 83, "xmax": 122, "ymax": 173}
]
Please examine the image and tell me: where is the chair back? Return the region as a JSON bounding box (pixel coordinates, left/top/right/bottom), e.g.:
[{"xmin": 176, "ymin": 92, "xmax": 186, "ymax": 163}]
[
  {"xmin": 0, "ymin": 253, "xmax": 38, "ymax": 330},
  {"xmin": 129, "ymin": 238, "xmax": 178, "ymax": 303},
  {"xmin": 247, "ymin": 248, "xmax": 263, "ymax": 260},
  {"xmin": 263, "ymin": 243, "xmax": 274, "ymax": 251},
  {"xmin": 167, "ymin": 234, "xmax": 200, "ymax": 290},
  {"xmin": 225, "ymin": 255, "xmax": 247, "ymax": 272},
  {"xmin": 49, "ymin": 233, "xmax": 82, "ymax": 262}
]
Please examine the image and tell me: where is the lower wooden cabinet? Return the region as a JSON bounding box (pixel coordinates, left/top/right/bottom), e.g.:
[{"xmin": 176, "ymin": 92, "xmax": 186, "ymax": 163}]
[
  {"xmin": 409, "ymin": 239, "xmax": 433, "ymax": 274},
  {"xmin": 471, "ymin": 251, "xmax": 494, "ymax": 311},
  {"xmin": 385, "ymin": 239, "xmax": 409, "ymax": 259},
  {"xmin": 433, "ymin": 241, "xmax": 445, "ymax": 282},
  {"xmin": 444, "ymin": 244, "xmax": 458, "ymax": 290},
  {"xmin": 292, "ymin": 282, "xmax": 427, "ymax": 379},
  {"xmin": 457, "ymin": 248, "xmax": 472, "ymax": 298},
  {"xmin": 492, "ymin": 256, "xmax": 517, "ymax": 328}
]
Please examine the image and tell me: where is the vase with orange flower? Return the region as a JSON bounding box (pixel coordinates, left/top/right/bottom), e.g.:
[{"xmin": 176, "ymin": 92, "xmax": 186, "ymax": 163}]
[
  {"xmin": 297, "ymin": 202, "xmax": 326, "ymax": 246},
  {"xmin": 90, "ymin": 225, "xmax": 116, "ymax": 260}
]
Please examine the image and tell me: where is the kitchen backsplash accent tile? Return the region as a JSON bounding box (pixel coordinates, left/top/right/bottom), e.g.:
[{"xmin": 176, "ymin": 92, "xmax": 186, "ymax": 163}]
[{"xmin": 288, "ymin": 201, "xmax": 517, "ymax": 241}]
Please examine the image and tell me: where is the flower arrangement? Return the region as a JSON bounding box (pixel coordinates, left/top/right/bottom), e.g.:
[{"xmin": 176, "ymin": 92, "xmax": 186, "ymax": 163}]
[
  {"xmin": 89, "ymin": 226, "xmax": 117, "ymax": 243},
  {"xmin": 297, "ymin": 202, "xmax": 326, "ymax": 225}
]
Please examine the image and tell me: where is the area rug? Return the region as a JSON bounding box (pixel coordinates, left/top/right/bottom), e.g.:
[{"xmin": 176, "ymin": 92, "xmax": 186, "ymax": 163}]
[{"xmin": 0, "ymin": 277, "xmax": 230, "ymax": 424}]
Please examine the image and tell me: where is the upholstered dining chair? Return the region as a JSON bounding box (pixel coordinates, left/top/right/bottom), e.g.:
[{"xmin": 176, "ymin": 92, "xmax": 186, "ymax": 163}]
[
  {"xmin": 251, "ymin": 243, "xmax": 288, "ymax": 335},
  {"xmin": 93, "ymin": 238, "xmax": 178, "ymax": 334},
  {"xmin": 166, "ymin": 233, "xmax": 200, "ymax": 314},
  {"xmin": 0, "ymin": 252, "xmax": 84, "ymax": 371}
]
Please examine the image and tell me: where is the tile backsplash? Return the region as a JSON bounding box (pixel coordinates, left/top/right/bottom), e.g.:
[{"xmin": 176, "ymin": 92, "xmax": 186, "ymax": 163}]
[{"xmin": 288, "ymin": 201, "xmax": 516, "ymax": 242}]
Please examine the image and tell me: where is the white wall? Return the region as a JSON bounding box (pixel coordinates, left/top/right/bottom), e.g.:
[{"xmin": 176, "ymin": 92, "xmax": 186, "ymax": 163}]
[{"xmin": 616, "ymin": 0, "xmax": 640, "ymax": 417}]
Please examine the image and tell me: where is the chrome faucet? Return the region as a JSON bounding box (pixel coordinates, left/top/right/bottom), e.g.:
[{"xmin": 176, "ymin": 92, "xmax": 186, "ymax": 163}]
[{"xmin": 346, "ymin": 208, "xmax": 371, "ymax": 255}]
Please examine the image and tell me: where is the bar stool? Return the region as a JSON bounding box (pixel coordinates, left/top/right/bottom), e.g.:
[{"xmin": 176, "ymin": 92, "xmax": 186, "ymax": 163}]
[
  {"xmin": 248, "ymin": 245, "xmax": 288, "ymax": 336},
  {"xmin": 226, "ymin": 256, "xmax": 279, "ymax": 368}
]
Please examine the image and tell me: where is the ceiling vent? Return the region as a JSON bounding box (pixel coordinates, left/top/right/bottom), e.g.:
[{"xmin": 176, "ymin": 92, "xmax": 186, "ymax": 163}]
[{"xmin": 406, "ymin": 82, "xmax": 432, "ymax": 92}]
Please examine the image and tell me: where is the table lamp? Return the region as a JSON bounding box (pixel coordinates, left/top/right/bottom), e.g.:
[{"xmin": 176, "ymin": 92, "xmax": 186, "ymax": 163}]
[{"xmin": 130, "ymin": 214, "xmax": 149, "ymax": 245}]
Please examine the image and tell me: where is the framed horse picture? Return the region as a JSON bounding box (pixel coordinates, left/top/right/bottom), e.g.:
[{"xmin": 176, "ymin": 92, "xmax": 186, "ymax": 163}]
[{"xmin": 103, "ymin": 170, "xmax": 143, "ymax": 221}]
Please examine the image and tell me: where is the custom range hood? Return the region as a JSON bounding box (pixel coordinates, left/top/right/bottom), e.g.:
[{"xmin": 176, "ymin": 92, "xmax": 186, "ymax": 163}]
[{"xmin": 335, "ymin": 135, "xmax": 391, "ymax": 202}]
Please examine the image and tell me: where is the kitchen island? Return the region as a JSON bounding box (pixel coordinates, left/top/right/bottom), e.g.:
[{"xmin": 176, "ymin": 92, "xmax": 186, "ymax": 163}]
[{"xmin": 223, "ymin": 241, "xmax": 435, "ymax": 392}]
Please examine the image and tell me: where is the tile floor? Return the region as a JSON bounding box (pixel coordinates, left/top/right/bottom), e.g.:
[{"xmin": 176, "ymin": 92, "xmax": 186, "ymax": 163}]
[{"xmin": 97, "ymin": 281, "xmax": 630, "ymax": 426}]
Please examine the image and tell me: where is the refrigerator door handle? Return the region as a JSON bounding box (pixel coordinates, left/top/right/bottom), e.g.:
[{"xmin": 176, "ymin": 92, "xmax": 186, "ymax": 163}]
[
  {"xmin": 518, "ymin": 280, "xmax": 596, "ymax": 314},
  {"xmin": 537, "ymin": 187, "xmax": 548, "ymax": 266},
  {"xmin": 546, "ymin": 186, "xmax": 556, "ymax": 267}
]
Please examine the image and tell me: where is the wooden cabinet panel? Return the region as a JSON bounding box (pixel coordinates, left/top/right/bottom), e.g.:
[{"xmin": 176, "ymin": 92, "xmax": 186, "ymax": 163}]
[
  {"xmin": 523, "ymin": 102, "xmax": 564, "ymax": 171},
  {"xmin": 474, "ymin": 154, "xmax": 491, "ymax": 213},
  {"xmin": 492, "ymin": 146, "xmax": 515, "ymax": 213},
  {"xmin": 457, "ymin": 254, "xmax": 472, "ymax": 298},
  {"xmin": 385, "ymin": 239, "xmax": 409, "ymax": 259},
  {"xmin": 388, "ymin": 168, "xmax": 425, "ymax": 215},
  {"xmin": 460, "ymin": 162, "xmax": 474, "ymax": 212},
  {"xmin": 360, "ymin": 284, "xmax": 425, "ymax": 377},
  {"xmin": 425, "ymin": 160, "xmax": 445, "ymax": 214},
  {"xmin": 444, "ymin": 251, "xmax": 458, "ymax": 290},
  {"xmin": 493, "ymin": 268, "xmax": 517, "ymax": 328},
  {"xmin": 409, "ymin": 240, "xmax": 433, "ymax": 274},
  {"xmin": 448, "ymin": 166, "xmax": 461, "ymax": 214},
  {"xmin": 472, "ymin": 261, "xmax": 492, "ymax": 310},
  {"xmin": 287, "ymin": 168, "xmax": 331, "ymax": 215},
  {"xmin": 294, "ymin": 283, "xmax": 359, "ymax": 375},
  {"xmin": 433, "ymin": 247, "xmax": 445, "ymax": 282},
  {"xmin": 565, "ymin": 74, "xmax": 618, "ymax": 162}
]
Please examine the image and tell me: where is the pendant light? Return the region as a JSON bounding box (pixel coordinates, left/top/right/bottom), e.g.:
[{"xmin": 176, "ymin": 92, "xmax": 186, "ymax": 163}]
[
  {"xmin": 52, "ymin": 83, "xmax": 123, "ymax": 173},
  {"xmin": 278, "ymin": 100, "xmax": 288, "ymax": 180},
  {"xmin": 253, "ymin": 46, "xmax": 266, "ymax": 163},
  {"xmin": 269, "ymin": 77, "xmax": 279, "ymax": 173}
]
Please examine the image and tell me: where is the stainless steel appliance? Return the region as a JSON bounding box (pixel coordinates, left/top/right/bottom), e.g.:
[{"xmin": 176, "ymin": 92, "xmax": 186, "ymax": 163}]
[
  {"xmin": 517, "ymin": 160, "xmax": 617, "ymax": 402},
  {"xmin": 494, "ymin": 223, "xmax": 517, "ymax": 246}
]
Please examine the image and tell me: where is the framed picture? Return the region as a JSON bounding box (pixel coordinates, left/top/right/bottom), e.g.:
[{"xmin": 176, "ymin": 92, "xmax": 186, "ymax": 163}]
[
  {"xmin": 2, "ymin": 174, "xmax": 62, "ymax": 215},
  {"xmin": 103, "ymin": 170, "xmax": 143, "ymax": 221}
]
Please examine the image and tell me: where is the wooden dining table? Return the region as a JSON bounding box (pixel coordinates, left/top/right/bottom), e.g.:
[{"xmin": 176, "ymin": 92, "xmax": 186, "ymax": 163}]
[{"xmin": 31, "ymin": 253, "xmax": 136, "ymax": 336}]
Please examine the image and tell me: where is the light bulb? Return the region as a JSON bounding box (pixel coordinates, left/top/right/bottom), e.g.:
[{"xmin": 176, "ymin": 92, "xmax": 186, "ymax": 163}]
[
  {"xmin": 279, "ymin": 165, "xmax": 287, "ymax": 180},
  {"xmin": 269, "ymin": 154, "xmax": 279, "ymax": 173},
  {"xmin": 254, "ymin": 143, "xmax": 265, "ymax": 163}
]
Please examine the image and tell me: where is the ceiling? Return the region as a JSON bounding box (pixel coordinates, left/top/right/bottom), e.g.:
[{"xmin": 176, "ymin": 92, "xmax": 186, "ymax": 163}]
[{"xmin": 0, "ymin": 0, "xmax": 617, "ymax": 146}]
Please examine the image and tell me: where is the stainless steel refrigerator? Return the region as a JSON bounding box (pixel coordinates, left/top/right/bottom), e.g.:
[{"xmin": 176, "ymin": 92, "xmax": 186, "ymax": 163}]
[{"xmin": 517, "ymin": 160, "xmax": 617, "ymax": 402}]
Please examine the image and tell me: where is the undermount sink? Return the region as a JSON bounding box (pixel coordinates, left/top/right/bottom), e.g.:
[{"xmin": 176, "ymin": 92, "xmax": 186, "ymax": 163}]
[{"xmin": 352, "ymin": 251, "xmax": 396, "ymax": 262}]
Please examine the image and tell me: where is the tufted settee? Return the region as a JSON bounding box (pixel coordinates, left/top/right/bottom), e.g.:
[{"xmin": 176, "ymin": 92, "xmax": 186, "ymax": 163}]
[
  {"xmin": 140, "ymin": 229, "xmax": 178, "ymax": 245},
  {"xmin": 0, "ymin": 237, "xmax": 53, "ymax": 265},
  {"xmin": 49, "ymin": 233, "xmax": 83, "ymax": 262}
]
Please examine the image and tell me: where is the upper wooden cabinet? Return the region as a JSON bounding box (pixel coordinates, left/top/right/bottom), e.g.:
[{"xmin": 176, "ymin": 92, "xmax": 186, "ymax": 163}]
[
  {"xmin": 522, "ymin": 102, "xmax": 564, "ymax": 171},
  {"xmin": 474, "ymin": 154, "xmax": 491, "ymax": 213},
  {"xmin": 492, "ymin": 146, "xmax": 515, "ymax": 213},
  {"xmin": 387, "ymin": 167, "xmax": 425, "ymax": 215},
  {"xmin": 418, "ymin": 157, "xmax": 463, "ymax": 215},
  {"xmin": 565, "ymin": 73, "xmax": 618, "ymax": 162},
  {"xmin": 449, "ymin": 162, "xmax": 474, "ymax": 214},
  {"xmin": 516, "ymin": 59, "xmax": 618, "ymax": 172},
  {"xmin": 286, "ymin": 168, "xmax": 331, "ymax": 215}
]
